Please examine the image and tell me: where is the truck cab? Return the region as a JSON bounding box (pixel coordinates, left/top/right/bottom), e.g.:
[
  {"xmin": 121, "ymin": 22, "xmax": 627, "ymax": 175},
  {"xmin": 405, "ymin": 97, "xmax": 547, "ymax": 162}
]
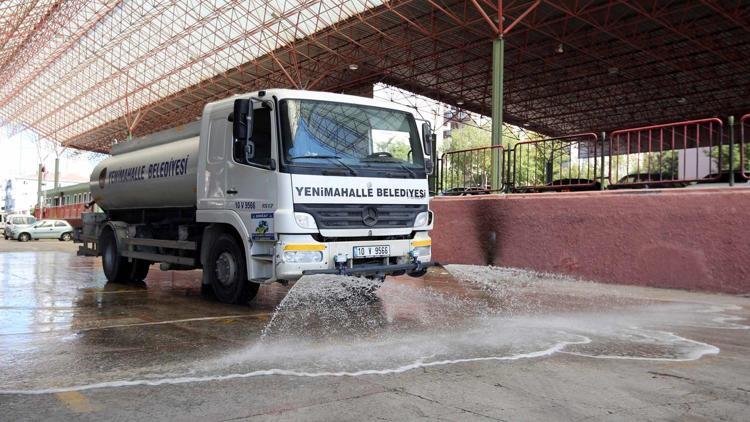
[{"xmin": 197, "ymin": 89, "xmax": 434, "ymax": 285}]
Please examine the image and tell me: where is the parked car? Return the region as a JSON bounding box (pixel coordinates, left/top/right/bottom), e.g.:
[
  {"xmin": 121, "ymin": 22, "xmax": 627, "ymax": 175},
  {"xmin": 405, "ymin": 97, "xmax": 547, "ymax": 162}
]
[
  {"xmin": 544, "ymin": 178, "xmax": 601, "ymax": 192},
  {"xmin": 698, "ymin": 170, "xmax": 749, "ymax": 184},
  {"xmin": 440, "ymin": 186, "xmax": 491, "ymax": 196},
  {"xmin": 11, "ymin": 219, "xmax": 73, "ymax": 242},
  {"xmin": 4, "ymin": 214, "xmax": 36, "ymax": 240},
  {"xmin": 609, "ymin": 172, "xmax": 688, "ymax": 189},
  {"xmin": 0, "ymin": 213, "xmax": 6, "ymax": 236}
]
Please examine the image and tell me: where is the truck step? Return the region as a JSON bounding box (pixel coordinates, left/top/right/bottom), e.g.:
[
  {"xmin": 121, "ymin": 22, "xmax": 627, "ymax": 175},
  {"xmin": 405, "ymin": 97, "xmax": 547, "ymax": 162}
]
[
  {"xmin": 251, "ymin": 254, "xmax": 273, "ymax": 261},
  {"xmin": 250, "ymin": 278, "xmax": 269, "ymax": 283}
]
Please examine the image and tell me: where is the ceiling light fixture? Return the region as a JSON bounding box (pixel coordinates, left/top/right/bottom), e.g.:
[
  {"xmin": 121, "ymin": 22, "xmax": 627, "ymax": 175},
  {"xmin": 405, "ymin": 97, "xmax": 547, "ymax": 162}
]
[
  {"xmin": 555, "ymin": 43, "xmax": 564, "ymax": 54},
  {"xmin": 348, "ymin": 63, "xmax": 359, "ymax": 70}
]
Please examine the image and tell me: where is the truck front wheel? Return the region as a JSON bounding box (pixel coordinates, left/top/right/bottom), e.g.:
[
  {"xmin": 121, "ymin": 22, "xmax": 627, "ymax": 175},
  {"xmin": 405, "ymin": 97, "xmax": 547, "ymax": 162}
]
[{"xmin": 206, "ymin": 233, "xmax": 258, "ymax": 304}]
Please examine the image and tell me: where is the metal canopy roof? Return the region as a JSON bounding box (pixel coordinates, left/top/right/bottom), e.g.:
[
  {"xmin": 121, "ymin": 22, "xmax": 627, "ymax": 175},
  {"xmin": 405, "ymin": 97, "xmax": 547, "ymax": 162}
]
[{"xmin": 1, "ymin": 0, "xmax": 749, "ymax": 152}]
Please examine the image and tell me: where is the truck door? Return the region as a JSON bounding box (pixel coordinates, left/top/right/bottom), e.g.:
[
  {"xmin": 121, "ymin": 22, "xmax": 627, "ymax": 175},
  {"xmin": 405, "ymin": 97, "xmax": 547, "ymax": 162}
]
[{"xmin": 225, "ymin": 103, "xmax": 278, "ymax": 242}]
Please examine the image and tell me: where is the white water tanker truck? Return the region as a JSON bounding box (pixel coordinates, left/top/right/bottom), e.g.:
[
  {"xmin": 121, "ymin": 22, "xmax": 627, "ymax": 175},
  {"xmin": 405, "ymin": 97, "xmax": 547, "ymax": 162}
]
[{"xmin": 80, "ymin": 89, "xmax": 435, "ymax": 304}]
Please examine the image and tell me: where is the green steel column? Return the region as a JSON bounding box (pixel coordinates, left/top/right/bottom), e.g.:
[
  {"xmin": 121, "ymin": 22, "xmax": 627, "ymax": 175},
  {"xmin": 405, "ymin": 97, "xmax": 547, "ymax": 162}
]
[{"xmin": 491, "ymin": 36, "xmax": 505, "ymax": 191}]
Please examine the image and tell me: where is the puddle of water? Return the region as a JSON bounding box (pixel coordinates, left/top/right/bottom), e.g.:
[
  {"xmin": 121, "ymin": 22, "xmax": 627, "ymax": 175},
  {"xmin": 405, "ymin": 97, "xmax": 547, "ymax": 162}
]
[{"xmin": 1, "ymin": 266, "xmax": 745, "ymax": 395}]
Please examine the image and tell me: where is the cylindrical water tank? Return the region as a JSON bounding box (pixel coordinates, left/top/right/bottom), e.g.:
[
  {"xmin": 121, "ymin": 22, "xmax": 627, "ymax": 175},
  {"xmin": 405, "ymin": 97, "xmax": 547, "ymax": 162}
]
[{"xmin": 90, "ymin": 136, "xmax": 199, "ymax": 211}]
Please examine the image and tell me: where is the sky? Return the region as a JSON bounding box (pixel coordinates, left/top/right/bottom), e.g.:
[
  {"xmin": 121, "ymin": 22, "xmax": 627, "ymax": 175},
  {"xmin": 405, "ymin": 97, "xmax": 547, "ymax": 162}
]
[{"xmin": 0, "ymin": 127, "xmax": 102, "ymax": 186}]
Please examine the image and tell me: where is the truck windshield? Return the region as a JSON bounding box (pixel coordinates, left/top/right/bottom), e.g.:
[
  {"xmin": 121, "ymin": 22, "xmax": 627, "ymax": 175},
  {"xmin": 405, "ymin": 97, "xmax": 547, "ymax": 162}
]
[{"xmin": 279, "ymin": 99, "xmax": 425, "ymax": 178}]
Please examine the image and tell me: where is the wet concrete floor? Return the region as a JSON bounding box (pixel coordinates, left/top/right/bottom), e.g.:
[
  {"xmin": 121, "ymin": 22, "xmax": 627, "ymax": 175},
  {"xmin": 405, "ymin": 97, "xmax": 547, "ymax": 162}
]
[{"xmin": 0, "ymin": 238, "xmax": 749, "ymax": 421}]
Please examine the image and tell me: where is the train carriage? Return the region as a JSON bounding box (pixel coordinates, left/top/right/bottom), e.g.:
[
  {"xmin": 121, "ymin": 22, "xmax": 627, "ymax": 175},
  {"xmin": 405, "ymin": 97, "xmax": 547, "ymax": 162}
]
[{"xmin": 34, "ymin": 182, "xmax": 99, "ymax": 228}]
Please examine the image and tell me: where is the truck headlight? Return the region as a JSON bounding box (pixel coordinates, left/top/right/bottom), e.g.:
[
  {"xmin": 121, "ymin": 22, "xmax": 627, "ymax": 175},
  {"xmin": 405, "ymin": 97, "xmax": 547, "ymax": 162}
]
[
  {"xmin": 283, "ymin": 244, "xmax": 325, "ymax": 263},
  {"xmin": 413, "ymin": 211, "xmax": 430, "ymax": 228},
  {"xmin": 294, "ymin": 212, "xmax": 318, "ymax": 230},
  {"xmin": 283, "ymin": 250, "xmax": 324, "ymax": 263},
  {"xmin": 411, "ymin": 246, "xmax": 431, "ymax": 257}
]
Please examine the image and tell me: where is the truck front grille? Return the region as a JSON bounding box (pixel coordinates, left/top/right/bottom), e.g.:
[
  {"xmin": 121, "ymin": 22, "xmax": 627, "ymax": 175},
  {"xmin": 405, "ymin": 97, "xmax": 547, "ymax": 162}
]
[{"xmin": 294, "ymin": 203, "xmax": 427, "ymax": 229}]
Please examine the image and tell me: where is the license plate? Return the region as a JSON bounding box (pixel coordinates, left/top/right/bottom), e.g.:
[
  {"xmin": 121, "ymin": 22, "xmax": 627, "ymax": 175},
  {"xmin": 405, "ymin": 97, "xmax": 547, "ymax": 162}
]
[{"xmin": 353, "ymin": 245, "xmax": 390, "ymax": 258}]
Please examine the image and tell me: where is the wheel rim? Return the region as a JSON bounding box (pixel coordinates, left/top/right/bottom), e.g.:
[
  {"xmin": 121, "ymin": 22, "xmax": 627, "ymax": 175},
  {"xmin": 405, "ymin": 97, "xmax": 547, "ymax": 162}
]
[
  {"xmin": 215, "ymin": 251, "xmax": 237, "ymax": 287},
  {"xmin": 63, "ymin": 233, "xmax": 70, "ymax": 240}
]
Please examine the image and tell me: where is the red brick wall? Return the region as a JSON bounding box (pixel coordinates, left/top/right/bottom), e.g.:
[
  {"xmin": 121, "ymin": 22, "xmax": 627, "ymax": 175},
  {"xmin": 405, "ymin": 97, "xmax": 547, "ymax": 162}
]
[{"xmin": 430, "ymin": 188, "xmax": 750, "ymax": 294}]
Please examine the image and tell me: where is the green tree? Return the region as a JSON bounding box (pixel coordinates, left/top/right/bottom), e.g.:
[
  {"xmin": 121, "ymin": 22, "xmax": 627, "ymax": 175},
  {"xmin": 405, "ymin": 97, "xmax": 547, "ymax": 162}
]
[
  {"xmin": 378, "ymin": 135, "xmax": 412, "ymax": 161},
  {"xmin": 440, "ymin": 124, "xmax": 495, "ymax": 190},
  {"xmin": 439, "ymin": 123, "xmax": 603, "ymax": 192},
  {"xmin": 704, "ymin": 144, "xmax": 750, "ymax": 173},
  {"xmin": 509, "ymin": 134, "xmax": 599, "ymax": 189}
]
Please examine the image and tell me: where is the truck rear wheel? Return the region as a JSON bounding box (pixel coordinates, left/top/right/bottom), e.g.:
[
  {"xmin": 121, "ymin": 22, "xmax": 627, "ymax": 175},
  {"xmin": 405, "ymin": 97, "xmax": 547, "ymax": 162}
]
[
  {"xmin": 100, "ymin": 229, "xmax": 133, "ymax": 283},
  {"xmin": 129, "ymin": 259, "xmax": 150, "ymax": 282},
  {"xmin": 206, "ymin": 233, "xmax": 258, "ymax": 304}
]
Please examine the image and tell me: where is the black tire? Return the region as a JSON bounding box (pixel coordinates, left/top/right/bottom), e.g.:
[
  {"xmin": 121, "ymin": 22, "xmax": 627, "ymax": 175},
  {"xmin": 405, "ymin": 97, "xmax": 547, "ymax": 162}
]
[
  {"xmin": 18, "ymin": 233, "xmax": 30, "ymax": 242},
  {"xmin": 200, "ymin": 283, "xmax": 215, "ymax": 298},
  {"xmin": 128, "ymin": 259, "xmax": 150, "ymax": 282},
  {"xmin": 100, "ymin": 229, "xmax": 133, "ymax": 283},
  {"xmin": 60, "ymin": 232, "xmax": 72, "ymax": 241},
  {"xmin": 407, "ymin": 268, "xmax": 428, "ymax": 278},
  {"xmin": 205, "ymin": 233, "xmax": 258, "ymax": 304}
]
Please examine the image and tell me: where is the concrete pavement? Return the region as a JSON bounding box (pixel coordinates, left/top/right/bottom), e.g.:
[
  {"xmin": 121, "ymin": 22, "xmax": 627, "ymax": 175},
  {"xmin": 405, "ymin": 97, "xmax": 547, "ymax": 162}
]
[{"xmin": 0, "ymin": 239, "xmax": 748, "ymax": 420}]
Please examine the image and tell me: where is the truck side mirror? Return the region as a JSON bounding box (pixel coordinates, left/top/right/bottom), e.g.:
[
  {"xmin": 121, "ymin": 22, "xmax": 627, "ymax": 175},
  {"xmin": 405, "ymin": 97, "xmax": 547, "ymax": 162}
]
[
  {"xmin": 421, "ymin": 122, "xmax": 432, "ymax": 156},
  {"xmin": 232, "ymin": 99, "xmax": 253, "ymax": 143},
  {"xmin": 425, "ymin": 157, "xmax": 434, "ymax": 175}
]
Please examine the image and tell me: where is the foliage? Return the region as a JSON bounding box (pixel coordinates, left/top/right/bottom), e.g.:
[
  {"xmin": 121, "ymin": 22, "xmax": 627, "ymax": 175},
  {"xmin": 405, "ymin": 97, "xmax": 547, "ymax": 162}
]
[
  {"xmin": 439, "ymin": 123, "xmax": 599, "ymax": 191},
  {"xmin": 704, "ymin": 144, "xmax": 750, "ymax": 172},
  {"xmin": 611, "ymin": 150, "xmax": 680, "ymax": 183},
  {"xmin": 377, "ymin": 135, "xmax": 412, "ymax": 162}
]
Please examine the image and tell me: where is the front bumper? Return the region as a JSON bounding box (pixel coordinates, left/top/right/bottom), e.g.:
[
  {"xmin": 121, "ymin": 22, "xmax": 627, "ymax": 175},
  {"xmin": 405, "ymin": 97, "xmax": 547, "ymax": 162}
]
[
  {"xmin": 302, "ymin": 260, "xmax": 437, "ymax": 276},
  {"xmin": 274, "ymin": 233, "xmax": 433, "ymax": 280}
]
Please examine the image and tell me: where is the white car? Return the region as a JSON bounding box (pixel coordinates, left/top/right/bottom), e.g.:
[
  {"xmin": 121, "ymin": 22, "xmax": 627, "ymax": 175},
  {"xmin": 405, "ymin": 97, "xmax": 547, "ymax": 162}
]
[
  {"xmin": 4, "ymin": 214, "xmax": 36, "ymax": 240},
  {"xmin": 13, "ymin": 219, "xmax": 74, "ymax": 242}
]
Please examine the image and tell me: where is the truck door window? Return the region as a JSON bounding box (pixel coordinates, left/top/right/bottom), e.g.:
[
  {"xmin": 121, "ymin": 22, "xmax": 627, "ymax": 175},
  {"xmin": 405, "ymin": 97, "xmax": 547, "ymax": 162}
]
[
  {"xmin": 234, "ymin": 107, "xmax": 272, "ymax": 167},
  {"xmin": 208, "ymin": 118, "xmax": 227, "ymax": 162}
]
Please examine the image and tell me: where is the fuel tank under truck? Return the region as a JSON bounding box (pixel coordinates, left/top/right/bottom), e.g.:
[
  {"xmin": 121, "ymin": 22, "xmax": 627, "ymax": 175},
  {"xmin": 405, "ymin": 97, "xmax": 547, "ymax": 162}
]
[{"xmin": 89, "ymin": 123, "xmax": 200, "ymax": 211}]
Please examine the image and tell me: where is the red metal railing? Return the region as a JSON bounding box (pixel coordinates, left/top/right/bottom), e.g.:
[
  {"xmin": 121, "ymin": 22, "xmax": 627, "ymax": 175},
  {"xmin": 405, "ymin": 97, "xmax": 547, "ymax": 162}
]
[
  {"xmin": 741, "ymin": 113, "xmax": 749, "ymax": 181},
  {"xmin": 510, "ymin": 133, "xmax": 600, "ymax": 192},
  {"xmin": 608, "ymin": 118, "xmax": 724, "ymax": 188},
  {"xmin": 439, "ymin": 144, "xmax": 504, "ymax": 195}
]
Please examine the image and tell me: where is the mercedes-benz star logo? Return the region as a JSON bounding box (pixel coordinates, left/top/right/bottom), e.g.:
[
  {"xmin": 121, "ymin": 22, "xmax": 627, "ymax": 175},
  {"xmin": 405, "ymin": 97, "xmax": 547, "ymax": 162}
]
[{"xmin": 362, "ymin": 206, "xmax": 378, "ymax": 227}]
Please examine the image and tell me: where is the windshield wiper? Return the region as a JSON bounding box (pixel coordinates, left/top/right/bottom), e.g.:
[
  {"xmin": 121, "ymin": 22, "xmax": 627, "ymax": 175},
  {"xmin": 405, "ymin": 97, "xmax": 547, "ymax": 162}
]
[
  {"xmin": 360, "ymin": 157, "xmax": 417, "ymax": 178},
  {"xmin": 397, "ymin": 163, "xmax": 417, "ymax": 178},
  {"xmin": 288, "ymin": 155, "xmax": 358, "ymax": 176}
]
